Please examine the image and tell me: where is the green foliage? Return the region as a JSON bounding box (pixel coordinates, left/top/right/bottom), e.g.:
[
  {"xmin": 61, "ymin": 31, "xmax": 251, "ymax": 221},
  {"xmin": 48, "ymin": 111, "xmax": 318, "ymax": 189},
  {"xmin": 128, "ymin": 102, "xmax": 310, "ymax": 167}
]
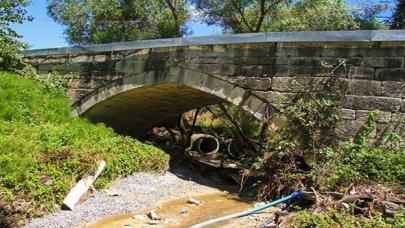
[
  {"xmin": 193, "ymin": 0, "xmax": 382, "ymax": 33},
  {"xmin": 389, "ymin": 0, "xmax": 405, "ymax": 29},
  {"xmin": 267, "ymin": 0, "xmax": 359, "ymax": 32},
  {"xmin": 355, "ymin": 110, "xmax": 379, "ymax": 147},
  {"xmin": 0, "ymin": 0, "xmax": 30, "ymax": 71},
  {"xmin": 195, "ymin": 105, "xmax": 262, "ymax": 138},
  {"xmin": 292, "ymin": 209, "xmax": 405, "ymax": 228},
  {"xmin": 314, "ymin": 112, "xmax": 405, "ymax": 190},
  {"xmin": 0, "ymin": 71, "xmax": 168, "ymax": 224},
  {"xmin": 253, "ymin": 59, "xmax": 404, "ymax": 199},
  {"xmin": 47, "ymin": 0, "xmax": 189, "ymax": 45}
]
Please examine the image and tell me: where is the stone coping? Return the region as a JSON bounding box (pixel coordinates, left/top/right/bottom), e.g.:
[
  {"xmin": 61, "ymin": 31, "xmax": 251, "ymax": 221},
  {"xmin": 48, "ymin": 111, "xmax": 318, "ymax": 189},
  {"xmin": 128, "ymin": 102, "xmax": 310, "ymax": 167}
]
[{"xmin": 25, "ymin": 30, "xmax": 405, "ymax": 57}]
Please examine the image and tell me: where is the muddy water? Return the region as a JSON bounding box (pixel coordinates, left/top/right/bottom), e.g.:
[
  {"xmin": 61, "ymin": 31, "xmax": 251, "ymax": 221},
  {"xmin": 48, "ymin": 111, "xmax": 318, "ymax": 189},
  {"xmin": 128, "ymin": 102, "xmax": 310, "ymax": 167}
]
[{"xmin": 84, "ymin": 192, "xmax": 254, "ymax": 227}]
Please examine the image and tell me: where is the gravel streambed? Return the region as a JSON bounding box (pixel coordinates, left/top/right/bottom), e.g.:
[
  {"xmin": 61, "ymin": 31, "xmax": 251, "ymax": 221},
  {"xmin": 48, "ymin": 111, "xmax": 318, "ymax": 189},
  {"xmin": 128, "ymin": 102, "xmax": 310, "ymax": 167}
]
[{"xmin": 27, "ymin": 167, "xmax": 229, "ymax": 228}]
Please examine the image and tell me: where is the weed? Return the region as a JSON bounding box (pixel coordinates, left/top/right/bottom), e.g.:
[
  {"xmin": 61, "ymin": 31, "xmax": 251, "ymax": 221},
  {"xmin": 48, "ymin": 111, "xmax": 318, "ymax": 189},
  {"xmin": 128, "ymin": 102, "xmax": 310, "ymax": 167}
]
[{"xmin": 0, "ymin": 71, "xmax": 168, "ymax": 225}]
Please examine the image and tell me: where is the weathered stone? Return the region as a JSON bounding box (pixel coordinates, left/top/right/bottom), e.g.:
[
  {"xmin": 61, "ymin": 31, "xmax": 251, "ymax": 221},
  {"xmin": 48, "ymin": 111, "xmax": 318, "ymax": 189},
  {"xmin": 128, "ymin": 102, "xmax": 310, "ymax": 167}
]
[
  {"xmin": 229, "ymin": 77, "xmax": 272, "ymax": 90},
  {"xmin": 382, "ymin": 81, "xmax": 405, "ymax": 98},
  {"xmin": 376, "ymin": 68, "xmax": 405, "ymax": 81},
  {"xmin": 339, "ymin": 109, "xmax": 356, "ymax": 120},
  {"xmin": 253, "ymin": 91, "xmax": 296, "ymax": 103},
  {"xmin": 343, "ymin": 95, "xmax": 402, "ymax": 111},
  {"xmin": 335, "ymin": 119, "xmax": 366, "ymax": 140},
  {"xmin": 263, "ymin": 65, "xmax": 290, "ymax": 77},
  {"xmin": 356, "ymin": 110, "xmax": 392, "ymax": 123},
  {"xmin": 272, "ymin": 77, "xmax": 327, "ymax": 92},
  {"xmin": 346, "ymin": 79, "xmax": 382, "ymax": 96},
  {"xmin": 362, "ymin": 57, "xmax": 403, "ymax": 68},
  {"xmin": 345, "ymin": 66, "xmax": 375, "ymax": 80},
  {"xmin": 25, "ymin": 35, "xmax": 405, "ymax": 139}
]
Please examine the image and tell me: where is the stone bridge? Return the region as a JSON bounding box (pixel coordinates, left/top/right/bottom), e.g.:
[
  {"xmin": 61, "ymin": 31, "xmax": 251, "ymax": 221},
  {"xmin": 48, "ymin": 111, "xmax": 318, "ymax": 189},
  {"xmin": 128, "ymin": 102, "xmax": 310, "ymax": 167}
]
[{"xmin": 25, "ymin": 30, "xmax": 405, "ymax": 138}]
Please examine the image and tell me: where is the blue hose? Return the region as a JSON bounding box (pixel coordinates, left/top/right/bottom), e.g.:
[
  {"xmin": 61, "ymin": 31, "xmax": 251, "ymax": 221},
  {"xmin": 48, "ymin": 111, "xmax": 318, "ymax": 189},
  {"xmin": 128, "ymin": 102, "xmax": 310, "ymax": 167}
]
[{"xmin": 191, "ymin": 190, "xmax": 303, "ymax": 228}]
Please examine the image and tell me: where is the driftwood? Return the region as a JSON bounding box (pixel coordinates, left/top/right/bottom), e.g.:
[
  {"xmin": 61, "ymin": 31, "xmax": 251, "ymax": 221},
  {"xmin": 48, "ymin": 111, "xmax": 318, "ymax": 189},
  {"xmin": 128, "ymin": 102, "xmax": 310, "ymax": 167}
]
[{"xmin": 62, "ymin": 160, "xmax": 106, "ymax": 210}]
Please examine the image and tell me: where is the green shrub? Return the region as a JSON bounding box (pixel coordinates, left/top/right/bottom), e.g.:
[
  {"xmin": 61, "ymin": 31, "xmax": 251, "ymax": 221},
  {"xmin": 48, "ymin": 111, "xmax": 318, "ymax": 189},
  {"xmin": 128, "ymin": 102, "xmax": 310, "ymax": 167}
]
[
  {"xmin": 292, "ymin": 209, "xmax": 405, "ymax": 228},
  {"xmin": 0, "ymin": 0, "xmax": 31, "ymax": 71},
  {"xmin": 0, "ymin": 71, "xmax": 168, "ymax": 224}
]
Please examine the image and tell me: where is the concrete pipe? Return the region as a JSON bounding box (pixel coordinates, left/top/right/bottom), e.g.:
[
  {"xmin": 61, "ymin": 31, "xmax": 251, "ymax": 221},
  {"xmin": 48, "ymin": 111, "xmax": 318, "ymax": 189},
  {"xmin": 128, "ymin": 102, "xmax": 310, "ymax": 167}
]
[
  {"xmin": 227, "ymin": 139, "xmax": 246, "ymax": 159},
  {"xmin": 188, "ymin": 134, "xmax": 220, "ymax": 155}
]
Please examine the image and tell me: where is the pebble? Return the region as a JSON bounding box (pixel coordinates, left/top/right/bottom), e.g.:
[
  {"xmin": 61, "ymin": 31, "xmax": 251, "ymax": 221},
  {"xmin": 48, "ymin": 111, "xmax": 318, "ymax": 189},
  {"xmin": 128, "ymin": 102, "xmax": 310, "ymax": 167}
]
[
  {"xmin": 187, "ymin": 197, "xmax": 203, "ymax": 206},
  {"xmin": 147, "ymin": 210, "xmax": 160, "ymax": 220},
  {"xmin": 27, "ymin": 167, "xmax": 218, "ymax": 228}
]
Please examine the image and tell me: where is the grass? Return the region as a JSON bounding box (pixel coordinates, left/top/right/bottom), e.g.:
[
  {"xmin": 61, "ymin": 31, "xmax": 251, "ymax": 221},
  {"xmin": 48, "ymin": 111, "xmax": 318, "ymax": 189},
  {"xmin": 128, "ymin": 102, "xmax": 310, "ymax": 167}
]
[
  {"xmin": 0, "ymin": 71, "xmax": 168, "ymax": 225},
  {"xmin": 291, "ymin": 209, "xmax": 405, "ymax": 228}
]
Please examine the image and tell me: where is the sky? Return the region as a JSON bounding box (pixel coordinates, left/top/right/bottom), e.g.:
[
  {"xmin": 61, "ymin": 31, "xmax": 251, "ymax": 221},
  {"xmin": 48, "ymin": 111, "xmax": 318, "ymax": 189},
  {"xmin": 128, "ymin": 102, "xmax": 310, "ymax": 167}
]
[{"xmin": 11, "ymin": 0, "xmax": 395, "ymax": 50}]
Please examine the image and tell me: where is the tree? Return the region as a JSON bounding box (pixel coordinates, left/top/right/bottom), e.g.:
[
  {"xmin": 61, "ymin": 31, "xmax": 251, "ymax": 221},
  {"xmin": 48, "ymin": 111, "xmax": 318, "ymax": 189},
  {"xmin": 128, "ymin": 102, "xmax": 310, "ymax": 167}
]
[
  {"xmin": 390, "ymin": 0, "xmax": 405, "ymax": 29},
  {"xmin": 192, "ymin": 0, "xmax": 287, "ymax": 33},
  {"xmin": 0, "ymin": 0, "xmax": 30, "ymax": 71},
  {"xmin": 193, "ymin": 0, "xmax": 384, "ymax": 33},
  {"xmin": 48, "ymin": 0, "xmax": 189, "ymax": 45},
  {"xmin": 266, "ymin": 0, "xmax": 360, "ymax": 32}
]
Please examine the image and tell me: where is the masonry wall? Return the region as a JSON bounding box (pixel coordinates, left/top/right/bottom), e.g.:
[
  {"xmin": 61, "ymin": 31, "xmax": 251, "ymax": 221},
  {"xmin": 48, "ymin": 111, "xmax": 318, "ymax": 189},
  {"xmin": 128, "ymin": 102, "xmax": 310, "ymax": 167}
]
[{"xmin": 26, "ymin": 40, "xmax": 405, "ymax": 140}]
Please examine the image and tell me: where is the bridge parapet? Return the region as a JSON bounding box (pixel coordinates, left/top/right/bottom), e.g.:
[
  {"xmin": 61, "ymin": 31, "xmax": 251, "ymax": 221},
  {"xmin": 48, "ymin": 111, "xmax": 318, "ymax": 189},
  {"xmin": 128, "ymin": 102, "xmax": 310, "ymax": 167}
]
[{"xmin": 25, "ymin": 30, "xmax": 405, "ymax": 138}]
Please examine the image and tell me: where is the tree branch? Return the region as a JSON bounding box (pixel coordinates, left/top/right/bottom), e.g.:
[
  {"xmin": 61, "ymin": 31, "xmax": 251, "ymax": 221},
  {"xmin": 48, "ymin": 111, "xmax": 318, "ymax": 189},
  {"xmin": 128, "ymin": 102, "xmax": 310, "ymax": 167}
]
[
  {"xmin": 231, "ymin": 0, "xmax": 254, "ymax": 32},
  {"xmin": 165, "ymin": 0, "xmax": 180, "ymax": 36},
  {"xmin": 255, "ymin": 0, "xmax": 284, "ymax": 32}
]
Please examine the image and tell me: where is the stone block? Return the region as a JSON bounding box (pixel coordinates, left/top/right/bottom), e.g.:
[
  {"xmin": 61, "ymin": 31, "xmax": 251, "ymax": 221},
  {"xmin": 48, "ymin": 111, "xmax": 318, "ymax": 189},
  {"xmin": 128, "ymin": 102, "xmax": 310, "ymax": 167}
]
[
  {"xmin": 339, "ymin": 109, "xmax": 356, "ymax": 120},
  {"xmin": 253, "ymin": 91, "xmax": 296, "ymax": 103},
  {"xmin": 362, "ymin": 57, "xmax": 403, "ymax": 68},
  {"xmin": 345, "ymin": 66, "xmax": 375, "ymax": 80},
  {"xmin": 376, "ymin": 68, "xmax": 405, "ymax": 81},
  {"xmin": 115, "ymin": 60, "xmax": 145, "ymax": 75},
  {"xmin": 288, "ymin": 66, "xmax": 329, "ymax": 77},
  {"xmin": 346, "ymin": 79, "xmax": 382, "ymax": 96},
  {"xmin": 239, "ymin": 65, "xmax": 264, "ymax": 77},
  {"xmin": 181, "ymin": 63, "xmax": 237, "ymax": 76},
  {"xmin": 263, "ymin": 65, "xmax": 290, "ymax": 77},
  {"xmin": 272, "ymin": 77, "xmax": 327, "ymax": 92},
  {"xmin": 229, "ymin": 77, "xmax": 272, "ymax": 90},
  {"xmin": 68, "ymin": 78, "xmax": 111, "ymax": 89},
  {"xmin": 66, "ymin": 89, "xmax": 92, "ymax": 102},
  {"xmin": 70, "ymin": 55, "xmax": 91, "ymax": 63},
  {"xmin": 343, "ymin": 95, "xmax": 402, "ymax": 112},
  {"xmin": 382, "ymin": 81, "xmax": 405, "ymax": 98},
  {"xmin": 335, "ymin": 119, "xmax": 366, "ymax": 140},
  {"xmin": 356, "ymin": 110, "xmax": 392, "ymax": 123}
]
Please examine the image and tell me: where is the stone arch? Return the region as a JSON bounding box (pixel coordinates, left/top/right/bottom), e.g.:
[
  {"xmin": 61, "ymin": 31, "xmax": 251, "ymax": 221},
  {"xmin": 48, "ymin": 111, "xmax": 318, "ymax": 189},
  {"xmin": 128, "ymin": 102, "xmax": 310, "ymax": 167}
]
[{"xmin": 73, "ymin": 66, "xmax": 269, "ymax": 135}]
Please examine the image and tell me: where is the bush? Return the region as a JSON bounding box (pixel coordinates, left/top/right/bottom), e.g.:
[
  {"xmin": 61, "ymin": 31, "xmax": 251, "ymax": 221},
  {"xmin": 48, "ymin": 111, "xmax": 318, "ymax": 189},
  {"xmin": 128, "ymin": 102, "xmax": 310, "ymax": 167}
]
[
  {"xmin": 0, "ymin": 0, "xmax": 31, "ymax": 71},
  {"xmin": 291, "ymin": 209, "xmax": 405, "ymax": 228},
  {"xmin": 0, "ymin": 71, "xmax": 168, "ymax": 225}
]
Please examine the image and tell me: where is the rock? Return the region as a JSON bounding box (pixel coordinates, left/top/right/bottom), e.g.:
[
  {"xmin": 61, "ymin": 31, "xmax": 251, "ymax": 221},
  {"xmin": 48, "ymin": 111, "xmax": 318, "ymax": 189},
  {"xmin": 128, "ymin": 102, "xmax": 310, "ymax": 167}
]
[
  {"xmin": 254, "ymin": 202, "xmax": 266, "ymax": 207},
  {"xmin": 104, "ymin": 189, "xmax": 119, "ymax": 196},
  {"xmin": 39, "ymin": 176, "xmax": 53, "ymax": 186},
  {"xmin": 264, "ymin": 222, "xmax": 277, "ymax": 228},
  {"xmin": 133, "ymin": 214, "xmax": 146, "ymax": 221},
  {"xmin": 179, "ymin": 208, "xmax": 188, "ymax": 214},
  {"xmin": 148, "ymin": 220, "xmax": 159, "ymax": 225},
  {"xmin": 147, "ymin": 210, "xmax": 161, "ymax": 220},
  {"xmin": 187, "ymin": 197, "xmax": 203, "ymax": 206}
]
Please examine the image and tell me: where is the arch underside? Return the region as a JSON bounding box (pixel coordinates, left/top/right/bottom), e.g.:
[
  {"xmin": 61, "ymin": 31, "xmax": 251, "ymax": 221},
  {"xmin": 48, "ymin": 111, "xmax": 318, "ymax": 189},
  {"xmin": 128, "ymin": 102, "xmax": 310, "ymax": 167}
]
[
  {"xmin": 74, "ymin": 67, "xmax": 268, "ymax": 136},
  {"xmin": 81, "ymin": 83, "xmax": 223, "ymax": 135}
]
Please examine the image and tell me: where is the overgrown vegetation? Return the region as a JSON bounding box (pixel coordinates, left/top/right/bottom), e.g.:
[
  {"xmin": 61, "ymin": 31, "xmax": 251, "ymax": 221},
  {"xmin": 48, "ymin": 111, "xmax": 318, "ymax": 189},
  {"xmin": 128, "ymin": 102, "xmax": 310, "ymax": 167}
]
[
  {"xmin": 0, "ymin": 0, "xmax": 31, "ymax": 71},
  {"xmin": 245, "ymin": 59, "xmax": 404, "ymax": 201},
  {"xmin": 291, "ymin": 209, "xmax": 405, "ymax": 228},
  {"xmin": 0, "ymin": 71, "xmax": 168, "ymax": 226}
]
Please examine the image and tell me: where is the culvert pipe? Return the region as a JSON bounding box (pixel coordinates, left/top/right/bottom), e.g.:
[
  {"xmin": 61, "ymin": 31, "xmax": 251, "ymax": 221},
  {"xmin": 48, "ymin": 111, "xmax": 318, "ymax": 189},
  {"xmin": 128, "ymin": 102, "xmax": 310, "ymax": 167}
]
[
  {"xmin": 227, "ymin": 139, "xmax": 246, "ymax": 159},
  {"xmin": 188, "ymin": 134, "xmax": 220, "ymax": 155}
]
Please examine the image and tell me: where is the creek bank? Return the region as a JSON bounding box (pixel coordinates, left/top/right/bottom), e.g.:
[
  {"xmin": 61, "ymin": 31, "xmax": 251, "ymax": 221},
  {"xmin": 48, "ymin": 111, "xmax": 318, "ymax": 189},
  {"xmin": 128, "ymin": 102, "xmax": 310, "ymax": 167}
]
[{"xmin": 26, "ymin": 167, "xmax": 239, "ymax": 228}]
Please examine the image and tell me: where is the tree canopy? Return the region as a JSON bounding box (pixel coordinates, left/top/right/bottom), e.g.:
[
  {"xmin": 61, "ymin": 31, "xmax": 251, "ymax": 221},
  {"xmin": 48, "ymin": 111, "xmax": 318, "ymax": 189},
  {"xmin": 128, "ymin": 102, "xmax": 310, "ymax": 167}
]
[
  {"xmin": 0, "ymin": 0, "xmax": 30, "ymax": 71},
  {"xmin": 48, "ymin": 0, "xmax": 189, "ymax": 45},
  {"xmin": 192, "ymin": 0, "xmax": 384, "ymax": 33},
  {"xmin": 390, "ymin": 0, "xmax": 405, "ymax": 29}
]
